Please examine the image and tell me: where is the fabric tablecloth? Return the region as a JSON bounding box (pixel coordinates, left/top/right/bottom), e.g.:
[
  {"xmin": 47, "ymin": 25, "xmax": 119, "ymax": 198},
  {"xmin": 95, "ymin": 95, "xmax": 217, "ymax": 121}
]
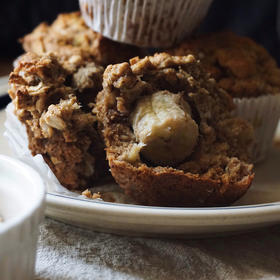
[{"xmin": 35, "ymin": 218, "xmax": 280, "ymax": 280}]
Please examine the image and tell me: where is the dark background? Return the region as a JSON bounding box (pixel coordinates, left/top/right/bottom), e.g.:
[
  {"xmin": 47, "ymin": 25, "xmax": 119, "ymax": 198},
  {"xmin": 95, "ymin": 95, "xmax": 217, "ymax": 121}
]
[
  {"xmin": 0, "ymin": 0, "xmax": 279, "ymax": 108},
  {"xmin": 0, "ymin": 0, "xmax": 279, "ymax": 62}
]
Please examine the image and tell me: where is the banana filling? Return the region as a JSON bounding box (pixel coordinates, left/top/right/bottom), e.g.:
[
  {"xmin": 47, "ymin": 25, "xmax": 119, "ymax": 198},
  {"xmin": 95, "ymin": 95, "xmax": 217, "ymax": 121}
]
[{"xmin": 130, "ymin": 90, "xmax": 199, "ymax": 166}]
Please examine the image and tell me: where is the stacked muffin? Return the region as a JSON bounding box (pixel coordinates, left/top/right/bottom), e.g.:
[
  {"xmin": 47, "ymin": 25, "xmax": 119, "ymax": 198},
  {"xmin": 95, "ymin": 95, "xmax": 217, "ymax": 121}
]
[{"xmin": 8, "ymin": 6, "xmax": 280, "ymax": 206}]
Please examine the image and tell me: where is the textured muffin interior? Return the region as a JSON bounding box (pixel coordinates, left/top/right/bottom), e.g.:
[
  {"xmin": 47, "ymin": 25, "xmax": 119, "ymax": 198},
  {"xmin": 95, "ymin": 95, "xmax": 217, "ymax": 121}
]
[
  {"xmin": 9, "ymin": 52, "xmax": 107, "ymax": 189},
  {"xmin": 97, "ymin": 53, "xmax": 254, "ymax": 184}
]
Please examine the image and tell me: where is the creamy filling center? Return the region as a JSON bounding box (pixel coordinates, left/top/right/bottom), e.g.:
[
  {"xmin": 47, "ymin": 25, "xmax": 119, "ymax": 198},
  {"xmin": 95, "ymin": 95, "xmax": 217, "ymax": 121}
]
[{"xmin": 130, "ymin": 90, "xmax": 199, "ymax": 166}]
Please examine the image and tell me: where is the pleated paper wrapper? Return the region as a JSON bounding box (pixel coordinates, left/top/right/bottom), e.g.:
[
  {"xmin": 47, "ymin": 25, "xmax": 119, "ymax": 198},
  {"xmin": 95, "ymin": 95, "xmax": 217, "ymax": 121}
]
[
  {"xmin": 233, "ymin": 95, "xmax": 280, "ymax": 163},
  {"xmin": 79, "ymin": 0, "xmax": 213, "ymax": 47}
]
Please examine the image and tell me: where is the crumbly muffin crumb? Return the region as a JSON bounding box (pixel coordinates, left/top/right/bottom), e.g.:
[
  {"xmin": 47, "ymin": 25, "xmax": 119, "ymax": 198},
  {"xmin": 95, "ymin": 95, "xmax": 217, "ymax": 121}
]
[{"xmin": 82, "ymin": 189, "xmax": 101, "ymax": 199}]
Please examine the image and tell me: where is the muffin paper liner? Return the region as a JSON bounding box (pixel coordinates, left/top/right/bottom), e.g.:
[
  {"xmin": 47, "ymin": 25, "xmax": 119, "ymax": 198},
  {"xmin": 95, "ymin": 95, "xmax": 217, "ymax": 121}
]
[
  {"xmin": 233, "ymin": 95, "xmax": 280, "ymax": 163},
  {"xmin": 79, "ymin": 0, "xmax": 213, "ymax": 47},
  {"xmin": 4, "ymin": 103, "xmax": 132, "ymax": 203}
]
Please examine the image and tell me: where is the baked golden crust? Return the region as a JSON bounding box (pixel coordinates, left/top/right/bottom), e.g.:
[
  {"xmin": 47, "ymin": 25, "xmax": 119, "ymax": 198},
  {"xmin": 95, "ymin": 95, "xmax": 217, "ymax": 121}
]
[
  {"xmin": 21, "ymin": 12, "xmax": 142, "ymax": 66},
  {"xmin": 108, "ymin": 160, "xmax": 254, "ymax": 207},
  {"xmin": 9, "ymin": 52, "xmax": 108, "ymax": 189},
  {"xmin": 168, "ymin": 32, "xmax": 280, "ymax": 98},
  {"xmin": 96, "ymin": 53, "xmax": 254, "ymax": 206}
]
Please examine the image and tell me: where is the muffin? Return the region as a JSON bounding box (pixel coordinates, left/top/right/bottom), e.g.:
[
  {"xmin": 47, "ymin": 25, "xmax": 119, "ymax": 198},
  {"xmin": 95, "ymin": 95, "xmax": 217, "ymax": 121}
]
[
  {"xmin": 95, "ymin": 53, "xmax": 254, "ymax": 207},
  {"xmin": 21, "ymin": 12, "xmax": 142, "ymax": 66},
  {"xmin": 169, "ymin": 31, "xmax": 280, "ymax": 162},
  {"xmin": 9, "ymin": 52, "xmax": 108, "ymax": 189},
  {"xmin": 79, "ymin": 0, "xmax": 213, "ymax": 47}
]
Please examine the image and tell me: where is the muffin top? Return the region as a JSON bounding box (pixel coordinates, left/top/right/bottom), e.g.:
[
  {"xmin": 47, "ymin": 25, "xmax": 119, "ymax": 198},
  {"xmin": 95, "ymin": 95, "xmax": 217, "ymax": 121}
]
[
  {"xmin": 169, "ymin": 32, "xmax": 280, "ymax": 98},
  {"xmin": 21, "ymin": 12, "xmax": 142, "ymax": 66}
]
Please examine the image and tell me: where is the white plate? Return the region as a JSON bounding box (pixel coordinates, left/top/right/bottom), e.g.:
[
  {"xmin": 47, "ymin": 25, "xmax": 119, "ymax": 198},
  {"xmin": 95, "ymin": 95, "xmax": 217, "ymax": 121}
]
[{"xmin": 1, "ymin": 76, "xmax": 280, "ymax": 237}]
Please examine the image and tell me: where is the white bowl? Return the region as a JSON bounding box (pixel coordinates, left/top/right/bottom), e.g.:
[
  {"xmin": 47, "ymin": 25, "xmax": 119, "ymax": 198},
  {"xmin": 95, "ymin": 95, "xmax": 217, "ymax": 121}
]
[{"xmin": 0, "ymin": 155, "xmax": 45, "ymax": 280}]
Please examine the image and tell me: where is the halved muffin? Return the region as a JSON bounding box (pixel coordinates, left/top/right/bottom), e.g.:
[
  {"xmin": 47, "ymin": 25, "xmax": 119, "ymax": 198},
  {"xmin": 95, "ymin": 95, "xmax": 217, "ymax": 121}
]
[
  {"xmin": 95, "ymin": 53, "xmax": 255, "ymax": 206},
  {"xmin": 9, "ymin": 52, "xmax": 108, "ymax": 189},
  {"xmin": 21, "ymin": 12, "xmax": 142, "ymax": 66}
]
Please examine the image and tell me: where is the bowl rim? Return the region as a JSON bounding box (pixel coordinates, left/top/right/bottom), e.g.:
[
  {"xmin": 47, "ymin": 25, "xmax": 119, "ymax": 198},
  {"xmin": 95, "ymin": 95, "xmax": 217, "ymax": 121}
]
[{"xmin": 0, "ymin": 155, "xmax": 45, "ymax": 234}]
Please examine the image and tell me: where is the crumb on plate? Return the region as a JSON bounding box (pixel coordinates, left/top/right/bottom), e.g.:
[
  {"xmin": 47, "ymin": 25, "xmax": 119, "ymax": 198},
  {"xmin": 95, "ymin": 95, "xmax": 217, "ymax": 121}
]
[{"xmin": 82, "ymin": 189, "xmax": 101, "ymax": 199}]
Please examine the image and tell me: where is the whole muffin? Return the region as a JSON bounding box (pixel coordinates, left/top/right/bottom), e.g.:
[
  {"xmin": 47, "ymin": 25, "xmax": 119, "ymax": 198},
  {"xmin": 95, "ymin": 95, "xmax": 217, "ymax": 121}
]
[
  {"xmin": 169, "ymin": 32, "xmax": 280, "ymax": 162},
  {"xmin": 95, "ymin": 53, "xmax": 254, "ymax": 207},
  {"xmin": 21, "ymin": 12, "xmax": 142, "ymax": 66},
  {"xmin": 9, "ymin": 52, "xmax": 108, "ymax": 189}
]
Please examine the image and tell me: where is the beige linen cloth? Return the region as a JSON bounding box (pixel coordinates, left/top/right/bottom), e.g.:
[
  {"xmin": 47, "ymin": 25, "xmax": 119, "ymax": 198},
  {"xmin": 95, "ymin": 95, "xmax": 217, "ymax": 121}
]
[{"xmin": 35, "ymin": 218, "xmax": 280, "ymax": 280}]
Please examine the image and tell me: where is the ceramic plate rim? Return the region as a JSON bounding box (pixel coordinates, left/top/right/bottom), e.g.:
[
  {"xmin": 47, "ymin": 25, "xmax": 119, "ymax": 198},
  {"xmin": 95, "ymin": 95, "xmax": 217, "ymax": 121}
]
[{"xmin": 46, "ymin": 191, "xmax": 280, "ymax": 218}]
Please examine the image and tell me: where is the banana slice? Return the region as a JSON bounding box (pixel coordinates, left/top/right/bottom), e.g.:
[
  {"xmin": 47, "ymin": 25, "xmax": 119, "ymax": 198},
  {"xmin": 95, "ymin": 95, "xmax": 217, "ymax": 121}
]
[{"xmin": 130, "ymin": 90, "xmax": 199, "ymax": 166}]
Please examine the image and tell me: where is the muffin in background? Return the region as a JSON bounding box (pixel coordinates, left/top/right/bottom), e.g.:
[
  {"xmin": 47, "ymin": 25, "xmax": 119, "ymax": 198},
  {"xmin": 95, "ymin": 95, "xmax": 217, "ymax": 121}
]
[
  {"xmin": 79, "ymin": 0, "xmax": 213, "ymax": 48},
  {"xmin": 169, "ymin": 31, "xmax": 280, "ymax": 163},
  {"xmin": 21, "ymin": 12, "xmax": 143, "ymax": 66}
]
